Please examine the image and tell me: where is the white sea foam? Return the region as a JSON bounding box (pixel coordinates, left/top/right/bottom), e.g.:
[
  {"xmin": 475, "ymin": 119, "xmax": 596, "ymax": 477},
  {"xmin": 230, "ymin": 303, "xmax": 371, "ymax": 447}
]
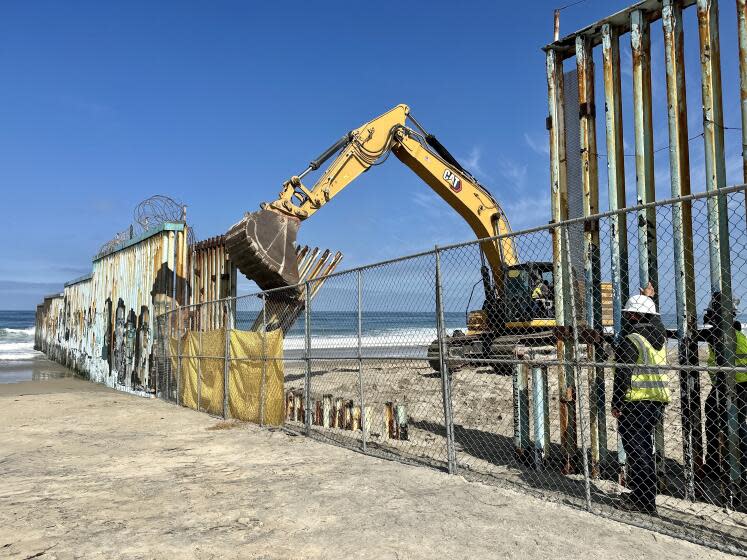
[
  {"xmin": 282, "ymin": 327, "xmax": 458, "ymax": 350},
  {"xmin": 0, "ymin": 326, "xmax": 40, "ymax": 361},
  {"xmin": 0, "ymin": 327, "xmax": 35, "ymax": 336}
]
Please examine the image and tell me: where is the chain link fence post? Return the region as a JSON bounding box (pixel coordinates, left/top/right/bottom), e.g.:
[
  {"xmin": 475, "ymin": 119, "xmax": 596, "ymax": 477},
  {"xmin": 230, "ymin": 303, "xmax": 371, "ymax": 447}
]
[
  {"xmin": 176, "ymin": 307, "xmax": 182, "ymax": 406},
  {"xmin": 223, "ymin": 301, "xmax": 230, "ymax": 419},
  {"xmin": 197, "ymin": 326, "xmax": 202, "ymax": 413},
  {"xmin": 357, "ymin": 269, "xmax": 366, "ymax": 453},
  {"xmin": 304, "ymin": 282, "xmax": 312, "ymax": 436},
  {"xmin": 260, "ymin": 293, "xmax": 267, "ymax": 427},
  {"xmin": 435, "ymin": 247, "xmax": 457, "ymax": 474}
]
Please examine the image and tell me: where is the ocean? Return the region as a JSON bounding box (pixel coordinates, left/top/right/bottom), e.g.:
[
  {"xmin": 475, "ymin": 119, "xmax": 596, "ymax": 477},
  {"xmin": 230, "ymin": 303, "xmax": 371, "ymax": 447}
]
[{"xmin": 0, "ymin": 310, "xmax": 39, "ymax": 362}]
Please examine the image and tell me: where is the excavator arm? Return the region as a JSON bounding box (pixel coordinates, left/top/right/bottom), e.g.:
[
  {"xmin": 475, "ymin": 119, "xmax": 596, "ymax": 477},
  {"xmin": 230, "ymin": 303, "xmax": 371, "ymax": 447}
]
[{"xmin": 226, "ymin": 104, "xmax": 518, "ymax": 291}]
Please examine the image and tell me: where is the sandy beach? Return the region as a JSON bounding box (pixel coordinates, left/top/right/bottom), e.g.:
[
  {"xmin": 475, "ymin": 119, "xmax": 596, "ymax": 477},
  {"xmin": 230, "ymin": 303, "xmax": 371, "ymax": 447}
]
[{"xmin": 0, "ymin": 375, "xmax": 738, "ymax": 559}]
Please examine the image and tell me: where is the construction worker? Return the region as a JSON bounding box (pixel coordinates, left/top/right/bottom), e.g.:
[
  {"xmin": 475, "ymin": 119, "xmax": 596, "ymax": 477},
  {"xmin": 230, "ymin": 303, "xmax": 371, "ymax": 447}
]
[
  {"xmin": 531, "ymin": 279, "xmax": 551, "ymax": 317},
  {"xmin": 701, "ymin": 292, "xmax": 747, "ymax": 478},
  {"xmin": 612, "ymin": 291, "xmax": 669, "ymax": 514}
]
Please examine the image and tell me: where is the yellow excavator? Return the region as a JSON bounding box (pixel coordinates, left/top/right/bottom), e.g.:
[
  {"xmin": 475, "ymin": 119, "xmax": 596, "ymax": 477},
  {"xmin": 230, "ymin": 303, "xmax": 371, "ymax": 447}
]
[{"xmin": 226, "ymin": 104, "xmax": 562, "ymax": 372}]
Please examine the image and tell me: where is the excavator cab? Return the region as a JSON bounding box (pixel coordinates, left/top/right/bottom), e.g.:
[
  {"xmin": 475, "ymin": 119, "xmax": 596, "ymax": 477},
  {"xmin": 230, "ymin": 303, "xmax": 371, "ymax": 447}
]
[{"xmin": 503, "ymin": 262, "xmax": 555, "ymax": 327}]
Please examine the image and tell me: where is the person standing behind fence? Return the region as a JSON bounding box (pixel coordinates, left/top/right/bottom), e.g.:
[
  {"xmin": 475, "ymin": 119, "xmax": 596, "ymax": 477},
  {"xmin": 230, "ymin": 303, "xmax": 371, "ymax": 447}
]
[
  {"xmin": 611, "ymin": 288, "xmax": 670, "ymax": 514},
  {"xmin": 701, "ymin": 292, "xmax": 747, "ymax": 482}
]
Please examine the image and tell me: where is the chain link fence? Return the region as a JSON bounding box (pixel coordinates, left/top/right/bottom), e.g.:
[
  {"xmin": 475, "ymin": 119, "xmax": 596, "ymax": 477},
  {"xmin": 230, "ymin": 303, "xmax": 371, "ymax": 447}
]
[{"xmin": 154, "ymin": 185, "xmax": 747, "ymax": 555}]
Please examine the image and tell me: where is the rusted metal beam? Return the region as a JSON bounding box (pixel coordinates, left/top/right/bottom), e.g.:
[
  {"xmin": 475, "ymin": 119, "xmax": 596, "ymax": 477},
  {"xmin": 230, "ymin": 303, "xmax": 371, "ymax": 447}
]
[
  {"xmin": 662, "ymin": 0, "xmax": 702, "ymax": 500},
  {"xmin": 738, "ymin": 0, "xmax": 747, "ymax": 201},
  {"xmin": 631, "ymin": 10, "xmax": 660, "ymax": 301},
  {"xmin": 602, "ymin": 23, "xmax": 630, "ymax": 473},
  {"xmin": 602, "ymin": 24, "xmax": 630, "ymax": 333},
  {"xmin": 547, "ymin": 48, "xmax": 577, "ymax": 473},
  {"xmin": 576, "ymin": 35, "xmax": 607, "ymax": 476},
  {"xmin": 545, "ymin": 0, "xmax": 697, "ymax": 59},
  {"xmin": 697, "ymin": 0, "xmax": 739, "ymax": 506}
]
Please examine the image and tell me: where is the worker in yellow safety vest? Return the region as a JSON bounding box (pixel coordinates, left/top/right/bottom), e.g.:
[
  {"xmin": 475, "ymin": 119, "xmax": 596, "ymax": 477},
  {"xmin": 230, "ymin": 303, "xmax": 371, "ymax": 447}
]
[
  {"xmin": 612, "ymin": 292, "xmax": 669, "ymax": 514},
  {"xmin": 701, "ymin": 291, "xmax": 747, "ymax": 479}
]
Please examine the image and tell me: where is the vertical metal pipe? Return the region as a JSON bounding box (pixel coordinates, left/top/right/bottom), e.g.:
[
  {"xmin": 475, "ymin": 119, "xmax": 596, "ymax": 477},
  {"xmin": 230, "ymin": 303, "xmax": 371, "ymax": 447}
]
[
  {"xmin": 631, "ymin": 9, "xmax": 660, "ymax": 299},
  {"xmin": 563, "ymin": 226, "xmax": 593, "ymax": 511},
  {"xmin": 697, "ymin": 0, "xmax": 739, "ymax": 505},
  {"xmin": 547, "ymin": 47, "xmax": 577, "ymax": 473},
  {"xmin": 197, "ymin": 327, "xmax": 202, "ymax": 412},
  {"xmin": 513, "ymin": 362, "xmax": 530, "ymax": 461},
  {"xmin": 435, "ymin": 248, "xmax": 457, "ymax": 474},
  {"xmin": 260, "ymin": 293, "xmax": 267, "ymax": 427},
  {"xmin": 223, "ymin": 301, "xmax": 230, "ymax": 419},
  {"xmin": 357, "ymin": 269, "xmax": 366, "ymax": 453},
  {"xmin": 663, "ymin": 0, "xmax": 702, "ymax": 500},
  {"xmin": 632, "ymin": 8, "xmax": 666, "ymax": 490},
  {"xmin": 602, "ymin": 23, "xmax": 630, "ymax": 473},
  {"xmin": 576, "ymin": 34, "xmax": 606, "ymax": 477},
  {"xmin": 738, "ymin": 0, "xmax": 747, "ymax": 187},
  {"xmin": 304, "ymin": 282, "xmax": 312, "ymax": 435},
  {"xmin": 532, "ymin": 364, "xmax": 548, "ymax": 469},
  {"xmin": 602, "ymin": 23, "xmax": 631, "ymax": 332},
  {"xmin": 176, "ymin": 307, "xmax": 182, "ymax": 407}
]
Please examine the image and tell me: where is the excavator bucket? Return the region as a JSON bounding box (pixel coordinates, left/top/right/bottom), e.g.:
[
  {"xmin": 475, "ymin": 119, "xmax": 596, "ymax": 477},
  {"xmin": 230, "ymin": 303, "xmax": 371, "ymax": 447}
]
[{"xmin": 225, "ymin": 209, "xmax": 301, "ymax": 290}]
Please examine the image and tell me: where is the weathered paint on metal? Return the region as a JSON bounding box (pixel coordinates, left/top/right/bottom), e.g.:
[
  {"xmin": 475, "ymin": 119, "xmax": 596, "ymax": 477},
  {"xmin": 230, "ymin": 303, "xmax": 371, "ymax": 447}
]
[
  {"xmin": 576, "ymin": 34, "xmax": 607, "ymax": 475},
  {"xmin": 547, "ymin": 48, "xmax": 578, "ymax": 473},
  {"xmin": 737, "ymin": 0, "xmax": 747, "ymax": 187},
  {"xmin": 631, "ymin": 9, "xmax": 660, "ymax": 299},
  {"xmin": 545, "ymin": 0, "xmax": 697, "ymax": 58},
  {"xmin": 696, "ymin": 0, "xmax": 740, "ymax": 504},
  {"xmin": 602, "ymin": 23, "xmax": 630, "ymax": 333},
  {"xmin": 662, "ymin": 0, "xmax": 702, "ymax": 499},
  {"xmin": 35, "ymin": 223, "xmax": 189, "ymax": 392}
]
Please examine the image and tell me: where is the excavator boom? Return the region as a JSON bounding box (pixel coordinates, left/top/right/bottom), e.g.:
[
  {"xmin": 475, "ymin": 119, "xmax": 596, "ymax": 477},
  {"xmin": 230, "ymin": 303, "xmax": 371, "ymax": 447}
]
[{"xmin": 226, "ymin": 104, "xmax": 518, "ymax": 291}]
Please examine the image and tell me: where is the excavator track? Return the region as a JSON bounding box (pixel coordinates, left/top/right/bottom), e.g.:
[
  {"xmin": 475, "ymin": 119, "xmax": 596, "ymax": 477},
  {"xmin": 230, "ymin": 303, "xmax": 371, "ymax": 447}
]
[{"xmin": 225, "ymin": 209, "xmax": 301, "ymax": 291}]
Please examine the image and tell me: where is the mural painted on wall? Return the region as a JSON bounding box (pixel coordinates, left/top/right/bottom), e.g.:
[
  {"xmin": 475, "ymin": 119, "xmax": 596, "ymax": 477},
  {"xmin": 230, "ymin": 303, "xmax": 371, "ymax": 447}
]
[
  {"xmin": 34, "ymin": 223, "xmax": 237, "ymax": 395},
  {"xmin": 34, "ymin": 223, "xmax": 190, "ymax": 393}
]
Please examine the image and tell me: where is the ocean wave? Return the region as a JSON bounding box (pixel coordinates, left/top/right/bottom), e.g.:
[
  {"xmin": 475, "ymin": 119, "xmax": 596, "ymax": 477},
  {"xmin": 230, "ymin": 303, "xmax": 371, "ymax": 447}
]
[
  {"xmin": 0, "ymin": 327, "xmax": 35, "ymax": 343},
  {"xmin": 0, "ymin": 352, "xmax": 41, "ymax": 361},
  {"xmin": 0, "ymin": 342, "xmax": 35, "ymax": 352},
  {"xmin": 282, "ymin": 327, "xmax": 458, "ymax": 350}
]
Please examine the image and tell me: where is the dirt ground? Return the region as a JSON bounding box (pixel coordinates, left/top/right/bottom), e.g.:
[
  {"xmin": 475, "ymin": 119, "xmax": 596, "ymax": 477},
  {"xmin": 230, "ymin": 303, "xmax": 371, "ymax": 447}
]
[{"xmin": 0, "ymin": 377, "xmax": 739, "ymax": 559}]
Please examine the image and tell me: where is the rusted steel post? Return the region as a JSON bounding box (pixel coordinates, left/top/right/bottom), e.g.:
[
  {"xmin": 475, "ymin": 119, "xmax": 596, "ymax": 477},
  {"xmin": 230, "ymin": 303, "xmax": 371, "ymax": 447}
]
[
  {"xmin": 663, "ymin": 0, "xmax": 702, "ymax": 500},
  {"xmin": 632, "ymin": 8, "xmax": 666, "ymax": 489},
  {"xmin": 738, "ymin": 0, "xmax": 747, "ymax": 220},
  {"xmin": 563, "ymin": 225, "xmax": 593, "ymax": 511},
  {"xmin": 631, "ymin": 9, "xmax": 660, "ymax": 300},
  {"xmin": 602, "ymin": 24, "xmax": 630, "ymax": 333},
  {"xmin": 602, "ymin": 23, "xmax": 630, "ymax": 473},
  {"xmin": 260, "ymin": 293, "xmax": 267, "ymax": 427},
  {"xmin": 322, "ymin": 394, "xmax": 332, "ymax": 428},
  {"xmin": 304, "ymin": 282, "xmax": 312, "ymax": 435},
  {"xmin": 697, "ymin": 0, "xmax": 739, "ymax": 506},
  {"xmin": 547, "ymin": 48, "xmax": 577, "ymax": 473},
  {"xmin": 435, "ymin": 248, "xmax": 457, "ymax": 474},
  {"xmin": 513, "ymin": 361, "xmax": 530, "ymax": 462},
  {"xmin": 357, "ymin": 269, "xmax": 366, "ymax": 452},
  {"xmin": 223, "ymin": 301, "xmax": 230, "ymax": 419},
  {"xmin": 576, "ymin": 34, "xmax": 606, "ymax": 477}
]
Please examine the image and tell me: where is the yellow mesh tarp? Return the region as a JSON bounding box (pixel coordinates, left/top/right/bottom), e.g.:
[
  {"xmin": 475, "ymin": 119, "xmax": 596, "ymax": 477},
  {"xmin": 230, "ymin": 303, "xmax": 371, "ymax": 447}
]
[
  {"xmin": 229, "ymin": 329, "xmax": 284, "ymax": 425},
  {"xmin": 172, "ymin": 328, "xmax": 284, "ymax": 425}
]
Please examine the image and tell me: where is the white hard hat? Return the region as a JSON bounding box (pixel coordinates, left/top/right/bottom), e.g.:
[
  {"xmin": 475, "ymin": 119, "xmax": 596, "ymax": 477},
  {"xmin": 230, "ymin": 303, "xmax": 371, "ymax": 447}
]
[{"xmin": 622, "ymin": 294, "xmax": 658, "ymax": 315}]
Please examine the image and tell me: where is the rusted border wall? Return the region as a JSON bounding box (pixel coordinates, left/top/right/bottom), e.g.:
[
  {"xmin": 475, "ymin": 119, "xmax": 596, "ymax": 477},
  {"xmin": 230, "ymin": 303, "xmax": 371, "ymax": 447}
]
[
  {"xmin": 188, "ymin": 235, "xmax": 238, "ymax": 330},
  {"xmin": 34, "ymin": 222, "xmax": 190, "ymax": 393},
  {"xmin": 545, "ymin": 0, "xmax": 745, "ymax": 506}
]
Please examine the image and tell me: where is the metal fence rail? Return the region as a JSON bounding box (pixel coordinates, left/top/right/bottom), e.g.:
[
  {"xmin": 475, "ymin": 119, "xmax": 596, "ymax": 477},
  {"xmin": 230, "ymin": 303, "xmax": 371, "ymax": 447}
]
[{"xmin": 155, "ymin": 185, "xmax": 747, "ymax": 556}]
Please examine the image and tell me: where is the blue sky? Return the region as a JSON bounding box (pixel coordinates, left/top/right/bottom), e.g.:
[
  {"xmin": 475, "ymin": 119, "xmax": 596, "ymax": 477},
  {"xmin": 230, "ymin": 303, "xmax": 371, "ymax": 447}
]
[{"xmin": 0, "ymin": 1, "xmax": 745, "ymax": 310}]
